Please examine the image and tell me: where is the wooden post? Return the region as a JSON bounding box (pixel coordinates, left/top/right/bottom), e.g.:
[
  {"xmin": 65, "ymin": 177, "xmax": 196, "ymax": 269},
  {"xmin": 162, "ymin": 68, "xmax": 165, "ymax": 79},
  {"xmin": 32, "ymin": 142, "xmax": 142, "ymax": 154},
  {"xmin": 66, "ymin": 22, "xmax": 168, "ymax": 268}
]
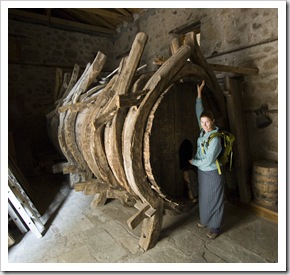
[
  {"xmin": 139, "ymin": 198, "xmax": 164, "ymax": 251},
  {"xmin": 224, "ymin": 76, "xmax": 252, "ymax": 203},
  {"xmin": 170, "ymin": 37, "xmax": 181, "ymax": 55}
]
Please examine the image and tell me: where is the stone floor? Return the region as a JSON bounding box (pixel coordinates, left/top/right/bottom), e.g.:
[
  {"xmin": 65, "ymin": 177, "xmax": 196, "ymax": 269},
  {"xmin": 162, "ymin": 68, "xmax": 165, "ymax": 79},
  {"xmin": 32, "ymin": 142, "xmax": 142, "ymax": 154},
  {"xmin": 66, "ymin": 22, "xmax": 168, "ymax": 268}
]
[{"xmin": 5, "ymin": 174, "xmax": 284, "ymax": 272}]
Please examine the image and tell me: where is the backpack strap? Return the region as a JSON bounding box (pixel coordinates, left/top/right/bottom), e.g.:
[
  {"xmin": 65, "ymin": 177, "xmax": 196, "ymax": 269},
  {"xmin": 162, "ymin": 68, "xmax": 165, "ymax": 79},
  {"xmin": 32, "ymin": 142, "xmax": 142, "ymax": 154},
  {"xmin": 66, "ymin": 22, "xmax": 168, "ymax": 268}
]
[
  {"xmin": 201, "ymin": 132, "xmax": 222, "ymax": 174},
  {"xmin": 229, "ymin": 150, "xmax": 233, "ymax": 171},
  {"xmin": 215, "ymin": 160, "xmax": 222, "ymax": 175}
]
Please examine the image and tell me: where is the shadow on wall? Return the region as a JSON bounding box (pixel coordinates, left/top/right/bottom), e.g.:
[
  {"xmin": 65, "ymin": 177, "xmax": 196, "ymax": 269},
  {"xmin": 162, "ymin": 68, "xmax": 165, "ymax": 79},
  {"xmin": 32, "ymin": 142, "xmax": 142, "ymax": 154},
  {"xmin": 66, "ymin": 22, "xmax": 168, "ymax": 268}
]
[{"xmin": 9, "ymin": 98, "xmax": 64, "ymax": 178}]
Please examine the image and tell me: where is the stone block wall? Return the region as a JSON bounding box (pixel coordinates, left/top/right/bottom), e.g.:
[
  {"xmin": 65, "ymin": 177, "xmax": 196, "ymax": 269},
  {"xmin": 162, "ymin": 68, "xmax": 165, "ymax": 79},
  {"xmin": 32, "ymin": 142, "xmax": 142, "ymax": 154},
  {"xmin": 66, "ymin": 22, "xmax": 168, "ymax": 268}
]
[
  {"xmin": 8, "ymin": 20, "xmax": 115, "ymax": 175},
  {"xmin": 114, "ymin": 8, "xmax": 278, "ymax": 162},
  {"xmin": 8, "ymin": 8, "xmax": 278, "ymax": 178}
]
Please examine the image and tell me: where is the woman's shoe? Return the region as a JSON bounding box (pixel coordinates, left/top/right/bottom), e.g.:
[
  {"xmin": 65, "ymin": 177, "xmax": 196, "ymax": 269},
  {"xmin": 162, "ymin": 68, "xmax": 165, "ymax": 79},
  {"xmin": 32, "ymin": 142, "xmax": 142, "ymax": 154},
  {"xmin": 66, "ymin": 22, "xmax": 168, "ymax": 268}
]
[
  {"xmin": 206, "ymin": 231, "xmax": 219, "ymax": 239},
  {"xmin": 197, "ymin": 222, "xmax": 206, "ymax": 228}
]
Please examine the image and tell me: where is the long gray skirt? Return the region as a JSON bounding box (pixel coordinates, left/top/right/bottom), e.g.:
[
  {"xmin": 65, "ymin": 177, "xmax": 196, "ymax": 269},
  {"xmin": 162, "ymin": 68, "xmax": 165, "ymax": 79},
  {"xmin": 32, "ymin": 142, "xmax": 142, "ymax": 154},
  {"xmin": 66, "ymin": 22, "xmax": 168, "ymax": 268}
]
[{"xmin": 198, "ymin": 169, "xmax": 225, "ymax": 229}]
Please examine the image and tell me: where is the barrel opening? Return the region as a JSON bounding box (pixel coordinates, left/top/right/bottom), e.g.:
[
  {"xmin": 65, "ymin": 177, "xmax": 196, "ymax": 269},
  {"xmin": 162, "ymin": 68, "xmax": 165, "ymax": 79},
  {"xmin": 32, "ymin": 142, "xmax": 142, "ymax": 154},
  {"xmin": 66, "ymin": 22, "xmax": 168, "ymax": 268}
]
[
  {"xmin": 179, "ymin": 139, "xmax": 193, "ymax": 170},
  {"xmin": 147, "ymin": 82, "xmax": 199, "ymax": 201}
]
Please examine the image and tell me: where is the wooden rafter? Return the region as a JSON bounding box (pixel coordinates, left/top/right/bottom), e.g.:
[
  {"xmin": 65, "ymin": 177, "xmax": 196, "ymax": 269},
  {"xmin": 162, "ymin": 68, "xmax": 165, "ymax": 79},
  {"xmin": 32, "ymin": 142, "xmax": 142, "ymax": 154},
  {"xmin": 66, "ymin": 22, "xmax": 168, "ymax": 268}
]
[
  {"xmin": 71, "ymin": 8, "xmax": 116, "ymax": 30},
  {"xmin": 51, "ymin": 8, "xmax": 77, "ymax": 22},
  {"xmin": 209, "ymin": 63, "xmax": 259, "ymax": 75},
  {"xmin": 115, "ymin": 8, "xmax": 132, "ymax": 17},
  {"xmin": 8, "ymin": 8, "xmax": 144, "ymax": 35},
  {"xmin": 78, "ymin": 8, "xmax": 132, "ymax": 22},
  {"xmin": 62, "ymin": 8, "xmax": 94, "ymax": 24},
  {"xmin": 8, "ymin": 8, "xmax": 116, "ymax": 35},
  {"xmin": 152, "ymin": 56, "xmax": 258, "ymax": 75}
]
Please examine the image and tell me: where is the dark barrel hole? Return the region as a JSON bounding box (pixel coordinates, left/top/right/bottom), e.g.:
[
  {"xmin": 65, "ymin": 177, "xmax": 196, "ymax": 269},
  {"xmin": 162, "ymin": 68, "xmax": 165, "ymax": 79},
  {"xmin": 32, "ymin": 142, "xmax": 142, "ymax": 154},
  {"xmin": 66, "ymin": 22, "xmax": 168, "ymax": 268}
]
[{"xmin": 179, "ymin": 139, "xmax": 193, "ymax": 170}]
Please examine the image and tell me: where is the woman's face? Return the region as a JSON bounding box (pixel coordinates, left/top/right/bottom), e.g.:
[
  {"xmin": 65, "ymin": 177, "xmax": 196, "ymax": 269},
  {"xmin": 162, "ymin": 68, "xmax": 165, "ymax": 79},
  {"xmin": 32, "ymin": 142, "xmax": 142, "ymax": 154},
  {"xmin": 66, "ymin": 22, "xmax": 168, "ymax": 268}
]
[{"xmin": 200, "ymin": 116, "xmax": 215, "ymax": 133}]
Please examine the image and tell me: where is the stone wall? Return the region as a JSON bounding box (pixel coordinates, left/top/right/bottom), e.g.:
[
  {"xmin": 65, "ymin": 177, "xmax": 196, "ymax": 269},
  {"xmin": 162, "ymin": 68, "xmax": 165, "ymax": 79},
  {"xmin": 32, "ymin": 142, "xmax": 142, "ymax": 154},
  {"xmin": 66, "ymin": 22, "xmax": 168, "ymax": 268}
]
[
  {"xmin": 8, "ymin": 8, "xmax": 278, "ymax": 177},
  {"xmin": 8, "ymin": 20, "xmax": 115, "ymax": 175},
  {"xmin": 114, "ymin": 8, "xmax": 278, "ymax": 162}
]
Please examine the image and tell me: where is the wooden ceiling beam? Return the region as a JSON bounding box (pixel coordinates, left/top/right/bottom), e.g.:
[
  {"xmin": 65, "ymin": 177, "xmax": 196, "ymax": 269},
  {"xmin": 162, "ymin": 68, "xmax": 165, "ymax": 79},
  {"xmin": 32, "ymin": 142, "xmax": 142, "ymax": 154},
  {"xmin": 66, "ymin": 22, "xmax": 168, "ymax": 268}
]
[
  {"xmin": 50, "ymin": 17, "xmax": 116, "ymax": 34},
  {"xmin": 72, "ymin": 8, "xmax": 116, "ymax": 30},
  {"xmin": 208, "ymin": 63, "xmax": 259, "ymax": 75},
  {"xmin": 8, "ymin": 9, "xmax": 116, "ymax": 35},
  {"xmin": 52, "ymin": 8, "xmax": 79, "ymax": 21},
  {"xmin": 115, "ymin": 8, "xmax": 132, "ymax": 17},
  {"xmin": 9, "ymin": 8, "xmax": 49, "ymax": 22},
  {"xmin": 78, "ymin": 8, "xmax": 131, "ymax": 21},
  {"xmin": 61, "ymin": 8, "xmax": 99, "ymax": 25},
  {"xmin": 47, "ymin": 8, "xmax": 116, "ymax": 30}
]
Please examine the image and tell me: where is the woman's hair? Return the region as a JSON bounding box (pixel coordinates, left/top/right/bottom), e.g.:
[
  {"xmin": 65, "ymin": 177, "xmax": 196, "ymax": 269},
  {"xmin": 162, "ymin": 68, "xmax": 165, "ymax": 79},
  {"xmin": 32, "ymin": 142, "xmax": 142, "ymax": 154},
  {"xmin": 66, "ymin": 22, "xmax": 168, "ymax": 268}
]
[{"xmin": 200, "ymin": 110, "xmax": 215, "ymax": 121}]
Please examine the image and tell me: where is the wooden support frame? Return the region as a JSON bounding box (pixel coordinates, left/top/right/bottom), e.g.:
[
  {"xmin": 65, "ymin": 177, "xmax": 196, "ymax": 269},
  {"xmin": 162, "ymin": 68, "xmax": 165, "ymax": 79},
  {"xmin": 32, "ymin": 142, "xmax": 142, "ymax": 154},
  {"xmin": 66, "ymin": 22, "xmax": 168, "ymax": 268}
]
[
  {"xmin": 8, "ymin": 160, "xmax": 45, "ymax": 237},
  {"xmin": 138, "ymin": 198, "xmax": 164, "ymax": 251},
  {"xmin": 8, "ymin": 186, "xmax": 43, "ymax": 239},
  {"xmin": 152, "ymin": 57, "xmax": 259, "ymax": 76},
  {"xmin": 8, "ymin": 201, "xmax": 28, "ymax": 234},
  {"xmin": 209, "ymin": 63, "xmax": 259, "ymax": 75}
]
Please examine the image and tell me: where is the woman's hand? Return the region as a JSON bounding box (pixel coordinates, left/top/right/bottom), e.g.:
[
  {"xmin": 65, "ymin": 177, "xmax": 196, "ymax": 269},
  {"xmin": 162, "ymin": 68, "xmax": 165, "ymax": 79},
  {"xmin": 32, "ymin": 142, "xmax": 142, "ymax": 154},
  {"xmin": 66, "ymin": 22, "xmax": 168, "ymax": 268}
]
[{"xmin": 197, "ymin": 80, "xmax": 205, "ymax": 98}]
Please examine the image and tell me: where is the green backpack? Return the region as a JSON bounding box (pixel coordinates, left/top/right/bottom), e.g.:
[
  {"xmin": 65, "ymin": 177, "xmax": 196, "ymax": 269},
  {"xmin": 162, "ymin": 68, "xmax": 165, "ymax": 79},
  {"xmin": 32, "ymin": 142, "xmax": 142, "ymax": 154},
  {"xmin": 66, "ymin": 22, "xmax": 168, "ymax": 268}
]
[{"xmin": 201, "ymin": 130, "xmax": 235, "ymax": 174}]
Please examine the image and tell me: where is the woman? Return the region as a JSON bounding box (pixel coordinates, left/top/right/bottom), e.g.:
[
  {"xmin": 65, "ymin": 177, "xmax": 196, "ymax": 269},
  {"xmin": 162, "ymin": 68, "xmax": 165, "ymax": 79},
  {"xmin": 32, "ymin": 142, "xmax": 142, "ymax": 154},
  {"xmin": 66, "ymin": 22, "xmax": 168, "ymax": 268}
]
[{"xmin": 189, "ymin": 80, "xmax": 225, "ymax": 239}]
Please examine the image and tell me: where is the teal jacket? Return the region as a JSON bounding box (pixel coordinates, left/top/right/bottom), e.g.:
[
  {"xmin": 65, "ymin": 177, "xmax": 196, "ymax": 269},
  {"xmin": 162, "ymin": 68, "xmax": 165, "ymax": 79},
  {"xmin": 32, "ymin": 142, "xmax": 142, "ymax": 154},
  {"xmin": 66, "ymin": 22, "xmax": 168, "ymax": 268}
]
[{"xmin": 189, "ymin": 98, "xmax": 222, "ymax": 171}]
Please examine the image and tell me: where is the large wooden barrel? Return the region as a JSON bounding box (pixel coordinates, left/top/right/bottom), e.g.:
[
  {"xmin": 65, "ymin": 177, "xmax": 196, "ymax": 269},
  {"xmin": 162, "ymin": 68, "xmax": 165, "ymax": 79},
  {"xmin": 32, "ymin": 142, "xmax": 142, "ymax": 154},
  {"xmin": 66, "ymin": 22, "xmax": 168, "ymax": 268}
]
[
  {"xmin": 252, "ymin": 160, "xmax": 278, "ymax": 207},
  {"xmin": 46, "ymin": 31, "xmax": 228, "ymax": 251},
  {"xmin": 47, "ymin": 34, "xmax": 226, "ymax": 210}
]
